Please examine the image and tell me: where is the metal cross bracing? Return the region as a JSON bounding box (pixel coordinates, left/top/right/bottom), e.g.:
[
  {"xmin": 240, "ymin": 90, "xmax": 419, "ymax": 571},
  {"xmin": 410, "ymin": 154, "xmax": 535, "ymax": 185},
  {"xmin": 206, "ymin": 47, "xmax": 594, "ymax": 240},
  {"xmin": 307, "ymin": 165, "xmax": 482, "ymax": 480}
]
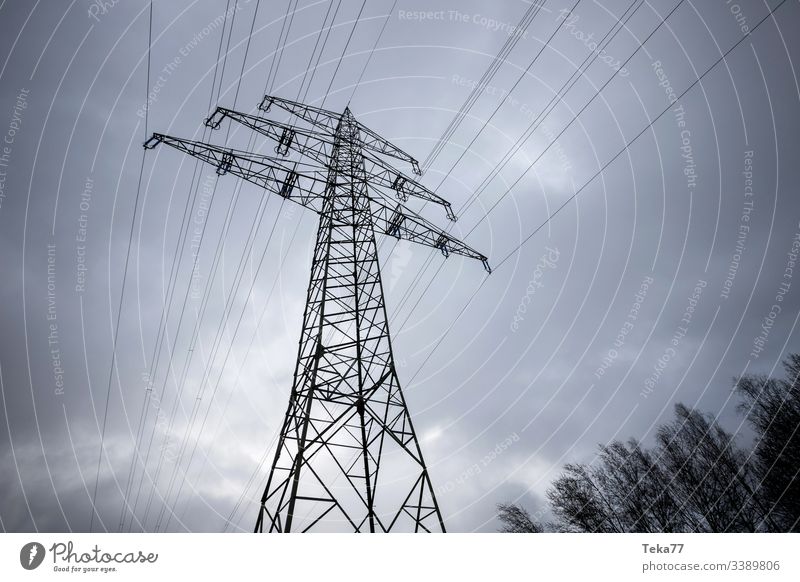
[{"xmin": 145, "ymin": 95, "xmax": 489, "ymax": 533}]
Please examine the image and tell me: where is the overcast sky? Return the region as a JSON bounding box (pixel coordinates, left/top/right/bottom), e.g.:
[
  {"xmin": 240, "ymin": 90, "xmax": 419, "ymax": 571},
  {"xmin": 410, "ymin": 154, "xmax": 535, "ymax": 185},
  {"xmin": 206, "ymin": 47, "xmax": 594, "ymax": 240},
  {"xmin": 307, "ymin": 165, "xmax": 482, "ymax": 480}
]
[{"xmin": 1, "ymin": 0, "xmax": 799, "ymax": 533}]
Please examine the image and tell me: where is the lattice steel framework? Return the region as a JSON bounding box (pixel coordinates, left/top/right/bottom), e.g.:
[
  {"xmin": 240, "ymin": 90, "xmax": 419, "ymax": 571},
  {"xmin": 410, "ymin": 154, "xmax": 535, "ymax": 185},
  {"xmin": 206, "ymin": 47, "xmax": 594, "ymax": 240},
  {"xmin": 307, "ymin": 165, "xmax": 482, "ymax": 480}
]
[{"xmin": 145, "ymin": 95, "xmax": 489, "ymax": 532}]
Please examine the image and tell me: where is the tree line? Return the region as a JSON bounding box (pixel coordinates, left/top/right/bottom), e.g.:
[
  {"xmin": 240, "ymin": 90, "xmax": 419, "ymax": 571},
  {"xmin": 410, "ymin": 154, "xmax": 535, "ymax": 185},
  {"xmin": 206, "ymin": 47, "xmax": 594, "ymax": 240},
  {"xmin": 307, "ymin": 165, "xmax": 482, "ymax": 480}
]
[{"xmin": 498, "ymin": 354, "xmax": 800, "ymax": 532}]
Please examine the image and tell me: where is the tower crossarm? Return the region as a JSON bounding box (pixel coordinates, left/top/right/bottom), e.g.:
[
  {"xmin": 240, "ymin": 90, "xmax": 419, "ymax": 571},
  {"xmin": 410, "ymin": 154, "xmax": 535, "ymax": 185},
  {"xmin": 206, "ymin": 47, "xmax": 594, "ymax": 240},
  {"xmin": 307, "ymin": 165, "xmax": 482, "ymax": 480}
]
[
  {"xmin": 369, "ymin": 193, "xmax": 491, "ymax": 272},
  {"xmin": 144, "ymin": 132, "xmax": 489, "ymax": 272},
  {"xmin": 206, "ymin": 106, "xmax": 334, "ymax": 167},
  {"xmin": 208, "ymin": 106, "xmax": 456, "ymax": 221},
  {"xmin": 361, "ymin": 156, "xmax": 456, "ymax": 221},
  {"xmin": 144, "ymin": 132, "xmax": 328, "ymax": 212},
  {"xmin": 355, "ymin": 120, "xmax": 421, "ymax": 176},
  {"xmin": 260, "ymin": 94, "xmax": 422, "ymax": 175},
  {"xmin": 258, "ymin": 94, "xmax": 342, "ymax": 133}
]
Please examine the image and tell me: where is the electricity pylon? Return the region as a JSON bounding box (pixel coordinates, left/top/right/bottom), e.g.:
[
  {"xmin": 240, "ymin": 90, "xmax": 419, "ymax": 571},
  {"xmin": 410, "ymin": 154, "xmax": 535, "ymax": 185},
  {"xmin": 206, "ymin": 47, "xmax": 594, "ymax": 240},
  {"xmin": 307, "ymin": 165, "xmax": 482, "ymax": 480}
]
[{"xmin": 145, "ymin": 95, "xmax": 489, "ymax": 532}]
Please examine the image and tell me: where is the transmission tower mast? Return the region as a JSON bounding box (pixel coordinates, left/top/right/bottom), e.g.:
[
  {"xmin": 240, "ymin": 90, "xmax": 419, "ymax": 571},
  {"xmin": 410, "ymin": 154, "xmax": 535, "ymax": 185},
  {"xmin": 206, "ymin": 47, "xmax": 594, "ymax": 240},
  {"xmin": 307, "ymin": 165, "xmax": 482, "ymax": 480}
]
[{"xmin": 145, "ymin": 95, "xmax": 489, "ymax": 533}]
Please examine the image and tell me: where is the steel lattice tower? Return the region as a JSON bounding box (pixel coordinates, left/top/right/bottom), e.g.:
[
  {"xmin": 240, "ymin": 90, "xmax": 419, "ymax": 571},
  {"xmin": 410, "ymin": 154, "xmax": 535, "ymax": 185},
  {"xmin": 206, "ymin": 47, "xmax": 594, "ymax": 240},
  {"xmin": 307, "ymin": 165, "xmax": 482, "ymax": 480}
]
[{"xmin": 145, "ymin": 95, "xmax": 489, "ymax": 532}]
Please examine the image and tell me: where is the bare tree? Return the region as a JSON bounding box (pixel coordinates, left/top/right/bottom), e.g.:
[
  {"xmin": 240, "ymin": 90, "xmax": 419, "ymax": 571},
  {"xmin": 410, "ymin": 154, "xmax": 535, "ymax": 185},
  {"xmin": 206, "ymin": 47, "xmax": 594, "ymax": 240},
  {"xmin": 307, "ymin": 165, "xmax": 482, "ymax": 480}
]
[
  {"xmin": 497, "ymin": 503, "xmax": 542, "ymax": 533},
  {"xmin": 546, "ymin": 439, "xmax": 690, "ymax": 533},
  {"xmin": 736, "ymin": 354, "xmax": 800, "ymax": 531},
  {"xmin": 547, "ymin": 463, "xmax": 622, "ymax": 532},
  {"xmin": 594, "ymin": 440, "xmax": 687, "ymax": 532},
  {"xmin": 500, "ymin": 353, "xmax": 800, "ymax": 533},
  {"xmin": 655, "ymin": 404, "xmax": 761, "ymax": 532}
]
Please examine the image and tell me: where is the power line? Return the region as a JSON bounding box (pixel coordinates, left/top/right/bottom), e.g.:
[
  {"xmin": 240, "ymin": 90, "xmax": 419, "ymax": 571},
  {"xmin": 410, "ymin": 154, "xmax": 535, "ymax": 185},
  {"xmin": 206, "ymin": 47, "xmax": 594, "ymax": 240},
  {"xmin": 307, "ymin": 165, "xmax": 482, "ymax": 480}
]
[
  {"xmin": 119, "ymin": 8, "xmax": 237, "ymax": 525},
  {"xmin": 117, "ymin": 145, "xmax": 209, "ymax": 531},
  {"xmin": 375, "ymin": 0, "xmax": 681, "ymax": 402},
  {"xmin": 301, "ymin": 1, "xmax": 342, "ymax": 103},
  {"xmin": 389, "ymin": 0, "xmax": 670, "ymax": 337},
  {"xmin": 431, "ymin": 0, "xmax": 594, "ymax": 193},
  {"xmin": 403, "ymin": 0, "xmax": 791, "ymax": 397},
  {"xmin": 421, "ymin": 0, "xmax": 547, "ymax": 172},
  {"xmin": 461, "ymin": 0, "xmax": 685, "ymax": 228},
  {"xmin": 129, "ymin": 0, "xmax": 788, "ymax": 532},
  {"xmin": 139, "ymin": 173, "xmax": 259, "ymax": 528},
  {"xmin": 319, "ymin": 0, "xmax": 367, "ymax": 109},
  {"xmin": 296, "ymin": 0, "xmax": 338, "ymax": 101},
  {"xmin": 374, "ymin": 0, "xmax": 637, "ymax": 334},
  {"xmin": 155, "ymin": 0, "xmax": 304, "ymax": 530},
  {"xmin": 123, "ymin": 0, "xmax": 246, "ymax": 531},
  {"xmin": 213, "ymin": 0, "xmax": 239, "ymax": 107},
  {"xmin": 137, "ymin": 0, "xmax": 299, "ymax": 530},
  {"xmin": 152, "ymin": 191, "xmax": 279, "ymax": 531},
  {"xmin": 125, "ymin": 0, "xmax": 248, "ymax": 525},
  {"xmin": 392, "ymin": 0, "xmax": 680, "ymax": 388},
  {"xmin": 230, "ymin": 0, "xmax": 261, "ymax": 110},
  {"xmin": 186, "ymin": 212, "xmax": 308, "ymax": 530},
  {"xmin": 160, "ymin": 199, "xmax": 287, "ymax": 531},
  {"xmin": 348, "ymin": 0, "xmax": 399, "ymax": 103},
  {"xmin": 491, "ymin": 0, "xmax": 789, "ymax": 271},
  {"xmin": 89, "ymin": 0, "xmax": 153, "ymax": 533},
  {"xmin": 152, "ymin": 149, "xmax": 285, "ymax": 531},
  {"xmin": 380, "ymin": 0, "xmax": 640, "ymax": 348},
  {"xmin": 121, "ymin": 0, "xmax": 405, "ymax": 532},
  {"xmin": 267, "ymin": 0, "xmax": 299, "ymax": 95}
]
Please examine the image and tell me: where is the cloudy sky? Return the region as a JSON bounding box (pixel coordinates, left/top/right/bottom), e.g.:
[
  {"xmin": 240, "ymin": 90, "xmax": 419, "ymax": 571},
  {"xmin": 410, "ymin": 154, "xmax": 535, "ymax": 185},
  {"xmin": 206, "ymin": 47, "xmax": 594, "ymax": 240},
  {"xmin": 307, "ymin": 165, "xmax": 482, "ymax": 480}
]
[{"xmin": 1, "ymin": 0, "xmax": 799, "ymax": 533}]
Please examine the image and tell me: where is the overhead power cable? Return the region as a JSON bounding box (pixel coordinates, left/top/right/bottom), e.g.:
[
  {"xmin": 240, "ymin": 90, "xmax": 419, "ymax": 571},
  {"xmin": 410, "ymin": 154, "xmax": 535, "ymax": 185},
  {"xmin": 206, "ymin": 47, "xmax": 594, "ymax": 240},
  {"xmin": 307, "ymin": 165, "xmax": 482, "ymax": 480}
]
[
  {"xmin": 348, "ymin": 0, "xmax": 399, "ymax": 103},
  {"xmin": 302, "ymin": 1, "xmax": 343, "ymax": 103},
  {"xmin": 420, "ymin": 0, "xmax": 547, "ymax": 172},
  {"xmin": 90, "ymin": 0, "xmax": 154, "ymax": 533},
  {"xmin": 406, "ymin": 0, "xmax": 790, "ymax": 399},
  {"xmin": 142, "ymin": 0, "xmax": 309, "ymax": 530},
  {"xmin": 129, "ymin": 0, "xmax": 281, "ymax": 531},
  {"xmin": 320, "ymin": 0, "xmax": 368, "ymax": 109},
  {"xmin": 386, "ymin": 0, "xmax": 640, "ymax": 343},
  {"xmin": 296, "ymin": 0, "xmax": 338, "ymax": 100},
  {"xmin": 120, "ymin": 0, "xmax": 237, "ymax": 532},
  {"xmin": 491, "ymin": 0, "xmax": 789, "ymax": 271}
]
